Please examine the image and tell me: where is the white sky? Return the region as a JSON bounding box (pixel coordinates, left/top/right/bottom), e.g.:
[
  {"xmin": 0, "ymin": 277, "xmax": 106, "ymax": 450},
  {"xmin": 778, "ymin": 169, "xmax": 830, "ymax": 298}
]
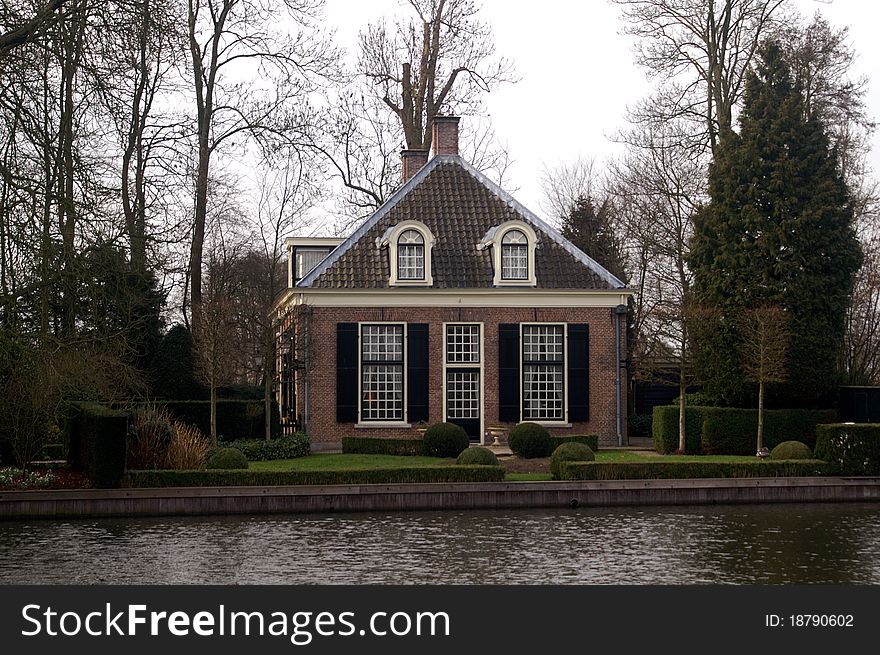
[{"xmin": 323, "ymin": 0, "xmax": 880, "ymax": 216}]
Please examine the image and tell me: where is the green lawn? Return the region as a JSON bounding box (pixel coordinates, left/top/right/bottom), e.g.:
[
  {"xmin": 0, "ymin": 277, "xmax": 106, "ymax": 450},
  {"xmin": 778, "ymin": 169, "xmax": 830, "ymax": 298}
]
[
  {"xmin": 249, "ymin": 453, "xmax": 452, "ymax": 472},
  {"xmin": 594, "ymin": 451, "xmax": 758, "ymax": 463}
]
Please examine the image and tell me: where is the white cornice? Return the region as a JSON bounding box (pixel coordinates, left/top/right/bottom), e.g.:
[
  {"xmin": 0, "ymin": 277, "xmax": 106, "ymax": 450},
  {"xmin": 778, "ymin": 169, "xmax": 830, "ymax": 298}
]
[{"xmin": 280, "ymin": 287, "xmax": 632, "ymax": 309}]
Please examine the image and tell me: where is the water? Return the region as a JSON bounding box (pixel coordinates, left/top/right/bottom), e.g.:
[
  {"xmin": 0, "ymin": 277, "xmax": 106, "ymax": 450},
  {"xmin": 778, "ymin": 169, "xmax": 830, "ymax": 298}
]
[{"xmin": 1, "ymin": 503, "xmax": 879, "ymax": 584}]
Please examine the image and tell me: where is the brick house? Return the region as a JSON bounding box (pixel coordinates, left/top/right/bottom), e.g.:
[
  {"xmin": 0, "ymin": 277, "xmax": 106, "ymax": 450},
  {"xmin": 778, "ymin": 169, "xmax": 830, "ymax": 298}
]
[{"xmin": 274, "ymin": 117, "xmax": 632, "ymax": 451}]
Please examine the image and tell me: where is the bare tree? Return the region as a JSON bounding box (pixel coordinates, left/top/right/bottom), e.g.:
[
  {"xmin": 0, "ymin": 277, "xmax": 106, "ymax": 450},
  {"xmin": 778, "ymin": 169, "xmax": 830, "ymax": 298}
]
[
  {"xmin": 0, "ymin": 0, "xmax": 70, "ymax": 58},
  {"xmin": 539, "ymin": 156, "xmax": 605, "ymax": 224},
  {"xmin": 358, "ymin": 0, "xmax": 515, "ymax": 151},
  {"xmin": 186, "ymin": 0, "xmax": 336, "ymax": 325},
  {"xmin": 613, "ymin": 0, "xmax": 788, "ymax": 153},
  {"xmin": 740, "ymin": 304, "xmax": 788, "ymax": 453}
]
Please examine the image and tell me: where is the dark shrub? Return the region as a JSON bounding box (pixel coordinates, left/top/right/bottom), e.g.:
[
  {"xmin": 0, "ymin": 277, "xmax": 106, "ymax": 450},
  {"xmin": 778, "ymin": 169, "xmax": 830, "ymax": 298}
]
[
  {"xmin": 205, "ymin": 447, "xmax": 248, "ymax": 470},
  {"xmin": 770, "ymin": 440, "xmax": 813, "ymax": 460},
  {"xmin": 342, "ymin": 436, "xmax": 424, "ymax": 456},
  {"xmin": 224, "ymin": 434, "xmax": 310, "ymax": 461},
  {"xmin": 423, "ymin": 422, "xmax": 469, "ymax": 458},
  {"xmin": 628, "ymin": 414, "xmax": 653, "ymax": 438},
  {"xmin": 509, "ymin": 422, "xmax": 552, "ymax": 458},
  {"xmin": 456, "ymin": 446, "xmax": 499, "ymax": 466},
  {"xmin": 700, "ymin": 408, "xmax": 836, "ymax": 455},
  {"xmin": 125, "ymin": 465, "xmax": 505, "ymax": 487},
  {"xmin": 815, "ymin": 424, "xmax": 880, "ymax": 475},
  {"xmin": 550, "ymin": 442, "xmax": 595, "ymax": 479},
  {"xmin": 120, "ymin": 400, "xmax": 281, "ymax": 442},
  {"xmin": 71, "ymin": 403, "xmax": 128, "ymax": 488},
  {"xmin": 652, "ymin": 405, "xmax": 709, "ymax": 454},
  {"xmin": 549, "ymin": 435, "xmax": 599, "ymax": 452},
  {"xmin": 560, "ymin": 460, "xmax": 830, "ymax": 481}
]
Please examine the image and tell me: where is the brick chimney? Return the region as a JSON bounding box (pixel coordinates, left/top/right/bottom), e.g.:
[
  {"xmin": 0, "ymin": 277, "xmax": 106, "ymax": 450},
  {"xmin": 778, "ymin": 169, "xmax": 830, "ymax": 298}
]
[
  {"xmin": 401, "ymin": 149, "xmax": 429, "ymax": 183},
  {"xmin": 431, "ymin": 116, "xmax": 460, "ymax": 156}
]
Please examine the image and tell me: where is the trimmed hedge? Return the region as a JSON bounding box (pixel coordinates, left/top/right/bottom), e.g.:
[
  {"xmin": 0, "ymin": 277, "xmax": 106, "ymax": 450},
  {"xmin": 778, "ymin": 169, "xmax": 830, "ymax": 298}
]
[
  {"xmin": 770, "ymin": 441, "xmax": 813, "ymax": 460},
  {"xmin": 424, "ymin": 422, "xmax": 470, "ymax": 458},
  {"xmin": 205, "ymin": 447, "xmax": 248, "ymax": 470},
  {"xmin": 124, "ymin": 465, "xmax": 505, "ymax": 487},
  {"xmin": 122, "ymin": 400, "xmax": 280, "ymax": 441},
  {"xmin": 71, "ymin": 403, "xmax": 128, "ymax": 488},
  {"xmin": 342, "ymin": 437, "xmax": 425, "ymax": 456},
  {"xmin": 509, "ymin": 422, "xmax": 552, "ymax": 458},
  {"xmin": 560, "ymin": 460, "xmax": 831, "ymax": 481},
  {"xmin": 700, "ymin": 408, "xmax": 836, "ymax": 455},
  {"xmin": 222, "ymin": 434, "xmax": 310, "ymax": 461},
  {"xmin": 652, "ymin": 405, "xmax": 711, "ymax": 454},
  {"xmin": 549, "ymin": 435, "xmax": 599, "ymax": 452},
  {"xmin": 456, "ymin": 446, "xmax": 499, "ymax": 466},
  {"xmin": 550, "ymin": 442, "xmax": 595, "ymax": 480},
  {"xmin": 652, "ymin": 405, "xmax": 836, "ymax": 455},
  {"xmin": 815, "ymin": 423, "xmax": 880, "ymax": 475}
]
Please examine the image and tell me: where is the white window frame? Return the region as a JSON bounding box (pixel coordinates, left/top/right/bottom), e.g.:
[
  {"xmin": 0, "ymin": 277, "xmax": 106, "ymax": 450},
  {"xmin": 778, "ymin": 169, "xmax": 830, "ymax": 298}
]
[
  {"xmin": 442, "ymin": 322, "xmax": 485, "ymax": 444},
  {"xmin": 377, "ymin": 220, "xmax": 435, "ymax": 287},
  {"xmin": 356, "ymin": 322, "xmax": 410, "ymax": 428},
  {"xmin": 479, "ymin": 220, "xmax": 538, "ymax": 287},
  {"xmin": 519, "ymin": 322, "xmax": 569, "ymax": 426}
]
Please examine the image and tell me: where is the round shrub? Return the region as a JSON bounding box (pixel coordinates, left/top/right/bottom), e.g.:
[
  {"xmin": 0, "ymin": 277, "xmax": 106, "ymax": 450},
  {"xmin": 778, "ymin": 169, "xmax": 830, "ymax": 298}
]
[
  {"xmin": 205, "ymin": 447, "xmax": 248, "ymax": 470},
  {"xmin": 550, "ymin": 442, "xmax": 595, "ymax": 479},
  {"xmin": 456, "ymin": 446, "xmax": 499, "ymax": 466},
  {"xmin": 508, "ymin": 422, "xmax": 551, "ymax": 459},
  {"xmin": 770, "ymin": 440, "xmax": 813, "ymax": 460},
  {"xmin": 423, "ymin": 422, "xmax": 470, "ymax": 458}
]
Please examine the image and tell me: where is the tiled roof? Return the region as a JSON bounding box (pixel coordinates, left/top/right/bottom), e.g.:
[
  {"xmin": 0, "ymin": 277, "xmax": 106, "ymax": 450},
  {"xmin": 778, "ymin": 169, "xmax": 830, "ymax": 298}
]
[{"xmin": 299, "ymin": 156, "xmax": 625, "ymax": 290}]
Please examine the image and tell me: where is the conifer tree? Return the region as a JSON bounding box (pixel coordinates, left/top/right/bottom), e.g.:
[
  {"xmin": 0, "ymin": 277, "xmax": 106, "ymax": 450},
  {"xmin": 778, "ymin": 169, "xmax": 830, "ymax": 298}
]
[
  {"xmin": 689, "ymin": 42, "xmax": 861, "ymax": 406},
  {"xmin": 561, "ymin": 196, "xmax": 628, "ymax": 283}
]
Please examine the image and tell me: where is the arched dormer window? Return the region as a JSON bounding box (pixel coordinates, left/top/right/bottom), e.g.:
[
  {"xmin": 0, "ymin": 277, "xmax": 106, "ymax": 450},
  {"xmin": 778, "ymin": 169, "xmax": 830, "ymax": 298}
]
[
  {"xmin": 478, "ymin": 220, "xmax": 538, "ymax": 287},
  {"xmin": 377, "ymin": 220, "xmax": 435, "ymax": 286},
  {"xmin": 397, "ymin": 229, "xmax": 425, "ymax": 280},
  {"xmin": 501, "ymin": 229, "xmax": 529, "ymax": 280}
]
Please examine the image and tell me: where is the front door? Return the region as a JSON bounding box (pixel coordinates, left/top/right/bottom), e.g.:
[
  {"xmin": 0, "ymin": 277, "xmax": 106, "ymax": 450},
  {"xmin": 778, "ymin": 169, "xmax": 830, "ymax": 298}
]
[
  {"xmin": 444, "ymin": 323, "xmax": 483, "ymax": 442},
  {"xmin": 446, "ymin": 369, "xmax": 481, "ymax": 440}
]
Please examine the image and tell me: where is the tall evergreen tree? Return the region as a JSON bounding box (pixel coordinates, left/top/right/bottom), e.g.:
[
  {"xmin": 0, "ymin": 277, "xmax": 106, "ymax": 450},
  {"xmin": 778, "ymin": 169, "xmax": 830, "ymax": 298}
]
[
  {"xmin": 561, "ymin": 195, "xmax": 628, "ymax": 283},
  {"xmin": 689, "ymin": 42, "xmax": 862, "ymax": 406}
]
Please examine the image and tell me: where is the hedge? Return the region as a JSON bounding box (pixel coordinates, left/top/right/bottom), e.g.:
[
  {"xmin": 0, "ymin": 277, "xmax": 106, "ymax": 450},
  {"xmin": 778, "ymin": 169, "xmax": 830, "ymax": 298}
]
[
  {"xmin": 122, "ymin": 400, "xmax": 280, "ymax": 441},
  {"xmin": 124, "ymin": 465, "xmax": 504, "ymax": 487},
  {"xmin": 70, "ymin": 403, "xmax": 128, "ymax": 488},
  {"xmin": 341, "ymin": 437, "xmax": 425, "ymax": 456},
  {"xmin": 652, "ymin": 405, "xmax": 837, "ymax": 455},
  {"xmin": 222, "ymin": 434, "xmax": 310, "ymax": 461},
  {"xmin": 549, "ymin": 435, "xmax": 599, "ymax": 452},
  {"xmin": 652, "ymin": 405, "xmax": 711, "ymax": 454},
  {"xmin": 700, "ymin": 408, "xmax": 836, "ymax": 455},
  {"xmin": 815, "ymin": 423, "xmax": 880, "ymax": 475},
  {"xmin": 559, "ymin": 460, "xmax": 831, "ymax": 481}
]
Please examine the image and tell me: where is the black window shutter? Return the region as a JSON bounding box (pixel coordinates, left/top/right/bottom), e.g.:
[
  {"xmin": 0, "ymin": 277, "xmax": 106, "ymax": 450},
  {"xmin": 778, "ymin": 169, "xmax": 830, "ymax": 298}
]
[
  {"xmin": 498, "ymin": 324, "xmax": 520, "ymax": 422},
  {"xmin": 567, "ymin": 324, "xmax": 590, "ymax": 422},
  {"xmin": 336, "ymin": 323, "xmax": 358, "ymax": 423},
  {"xmin": 407, "ymin": 323, "xmax": 429, "ymax": 422}
]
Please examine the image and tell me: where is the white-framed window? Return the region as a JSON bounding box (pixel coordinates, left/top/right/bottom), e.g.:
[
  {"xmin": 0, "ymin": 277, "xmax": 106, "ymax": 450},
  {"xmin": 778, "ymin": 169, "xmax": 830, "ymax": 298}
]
[
  {"xmin": 478, "ymin": 220, "xmax": 538, "ymax": 287},
  {"xmin": 295, "ymin": 248, "xmax": 331, "ymax": 281},
  {"xmin": 501, "ymin": 229, "xmax": 529, "ymax": 280},
  {"xmin": 443, "ymin": 323, "xmax": 483, "ymax": 439},
  {"xmin": 377, "ymin": 220, "xmax": 435, "ymax": 286},
  {"xmin": 446, "ymin": 324, "xmax": 481, "ymax": 363},
  {"xmin": 397, "ymin": 229, "xmax": 425, "ymax": 280},
  {"xmin": 361, "ymin": 324, "xmax": 404, "ymax": 421},
  {"xmin": 522, "ymin": 324, "xmax": 565, "ymax": 421}
]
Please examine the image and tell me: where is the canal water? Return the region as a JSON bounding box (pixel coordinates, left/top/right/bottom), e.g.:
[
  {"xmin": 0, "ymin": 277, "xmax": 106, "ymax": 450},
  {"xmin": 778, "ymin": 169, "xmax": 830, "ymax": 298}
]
[{"xmin": 1, "ymin": 503, "xmax": 879, "ymax": 584}]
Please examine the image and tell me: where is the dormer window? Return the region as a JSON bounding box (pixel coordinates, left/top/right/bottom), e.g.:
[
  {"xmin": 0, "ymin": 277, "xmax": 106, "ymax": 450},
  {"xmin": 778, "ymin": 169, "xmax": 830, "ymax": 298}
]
[
  {"xmin": 377, "ymin": 220, "xmax": 435, "ymax": 286},
  {"xmin": 478, "ymin": 220, "xmax": 538, "ymax": 287},
  {"xmin": 397, "ymin": 229, "xmax": 425, "ymax": 280},
  {"xmin": 501, "ymin": 229, "xmax": 529, "ymax": 280}
]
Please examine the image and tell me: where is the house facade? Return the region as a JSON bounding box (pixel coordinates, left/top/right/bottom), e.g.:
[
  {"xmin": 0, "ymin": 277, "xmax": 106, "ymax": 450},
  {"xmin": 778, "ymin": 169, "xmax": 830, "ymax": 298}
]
[{"xmin": 274, "ymin": 117, "xmax": 631, "ymax": 451}]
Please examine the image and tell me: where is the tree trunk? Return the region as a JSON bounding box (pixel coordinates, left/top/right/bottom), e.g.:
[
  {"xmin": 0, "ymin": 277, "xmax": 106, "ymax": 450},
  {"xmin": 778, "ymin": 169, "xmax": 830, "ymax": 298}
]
[
  {"xmin": 678, "ymin": 377, "xmax": 687, "ymax": 454},
  {"xmin": 210, "ymin": 366, "xmax": 217, "ymax": 446},
  {"xmin": 757, "ymin": 379, "xmax": 765, "ymax": 454}
]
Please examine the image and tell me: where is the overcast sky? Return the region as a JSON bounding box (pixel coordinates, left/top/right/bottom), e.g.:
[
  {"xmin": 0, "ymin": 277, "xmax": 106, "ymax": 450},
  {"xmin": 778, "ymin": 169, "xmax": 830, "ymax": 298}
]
[{"xmin": 322, "ymin": 0, "xmax": 880, "ymax": 217}]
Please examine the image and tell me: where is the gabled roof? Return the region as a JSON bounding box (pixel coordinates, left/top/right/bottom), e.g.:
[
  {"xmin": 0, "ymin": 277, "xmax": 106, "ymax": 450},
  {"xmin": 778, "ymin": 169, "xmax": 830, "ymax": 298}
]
[{"xmin": 297, "ymin": 155, "xmax": 626, "ymax": 290}]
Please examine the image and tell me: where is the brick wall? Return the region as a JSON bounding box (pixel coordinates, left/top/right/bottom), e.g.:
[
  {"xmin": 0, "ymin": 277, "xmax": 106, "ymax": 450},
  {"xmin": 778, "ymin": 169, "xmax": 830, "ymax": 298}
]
[{"xmin": 296, "ymin": 306, "xmax": 627, "ymax": 448}]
